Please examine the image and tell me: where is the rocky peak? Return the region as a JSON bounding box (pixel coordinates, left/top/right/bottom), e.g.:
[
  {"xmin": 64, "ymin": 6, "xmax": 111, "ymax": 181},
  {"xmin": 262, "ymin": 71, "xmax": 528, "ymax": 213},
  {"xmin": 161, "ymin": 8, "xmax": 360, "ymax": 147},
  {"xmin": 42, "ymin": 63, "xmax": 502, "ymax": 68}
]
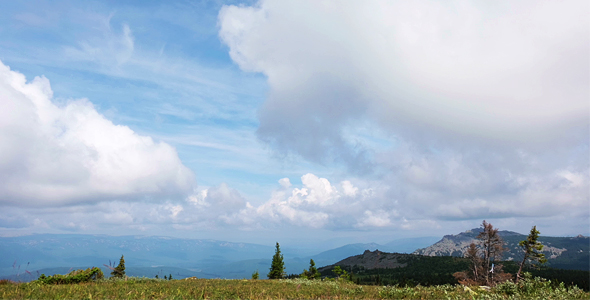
[{"xmin": 318, "ymin": 249, "xmax": 410, "ymax": 271}]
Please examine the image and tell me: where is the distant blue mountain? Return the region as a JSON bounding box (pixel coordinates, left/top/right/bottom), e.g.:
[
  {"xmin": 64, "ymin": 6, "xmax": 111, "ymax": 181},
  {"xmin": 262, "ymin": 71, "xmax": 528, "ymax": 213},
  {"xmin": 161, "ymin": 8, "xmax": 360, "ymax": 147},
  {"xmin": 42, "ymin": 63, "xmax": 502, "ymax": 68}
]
[{"xmin": 0, "ymin": 234, "xmax": 440, "ymax": 280}]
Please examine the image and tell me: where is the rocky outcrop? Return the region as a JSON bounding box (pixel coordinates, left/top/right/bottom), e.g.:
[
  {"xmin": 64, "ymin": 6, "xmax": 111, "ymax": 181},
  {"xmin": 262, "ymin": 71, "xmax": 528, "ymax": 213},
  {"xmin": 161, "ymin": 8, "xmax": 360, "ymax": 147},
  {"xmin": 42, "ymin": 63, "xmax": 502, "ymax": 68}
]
[
  {"xmin": 318, "ymin": 250, "xmax": 411, "ymax": 272},
  {"xmin": 413, "ymin": 228, "xmax": 589, "ymax": 271}
]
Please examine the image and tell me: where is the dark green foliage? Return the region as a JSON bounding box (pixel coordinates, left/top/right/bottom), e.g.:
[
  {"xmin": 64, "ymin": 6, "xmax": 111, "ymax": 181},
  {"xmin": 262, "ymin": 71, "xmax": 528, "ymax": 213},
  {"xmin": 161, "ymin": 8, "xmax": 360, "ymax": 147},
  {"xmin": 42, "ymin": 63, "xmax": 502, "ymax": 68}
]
[
  {"xmin": 267, "ymin": 242, "xmax": 285, "ymax": 279},
  {"xmin": 503, "ymin": 261, "xmax": 589, "ymax": 291},
  {"xmin": 169, "ymin": 274, "xmax": 173, "ymax": 280},
  {"xmin": 332, "ymin": 266, "xmax": 351, "ymax": 281},
  {"xmin": 325, "ymin": 255, "xmax": 469, "ymax": 286},
  {"xmin": 319, "ymin": 254, "xmax": 588, "ymax": 291},
  {"xmin": 36, "ymin": 267, "xmax": 104, "ymax": 284},
  {"xmin": 251, "ymin": 270, "xmax": 259, "ymax": 280},
  {"xmin": 308, "ymin": 259, "xmax": 320, "ymax": 279},
  {"xmin": 301, "ymin": 259, "xmax": 321, "ymax": 279},
  {"xmin": 111, "ymin": 255, "xmax": 125, "ymax": 278},
  {"xmin": 516, "ymin": 226, "xmax": 547, "ymax": 282},
  {"xmin": 494, "ymin": 272, "xmax": 586, "ymax": 298}
]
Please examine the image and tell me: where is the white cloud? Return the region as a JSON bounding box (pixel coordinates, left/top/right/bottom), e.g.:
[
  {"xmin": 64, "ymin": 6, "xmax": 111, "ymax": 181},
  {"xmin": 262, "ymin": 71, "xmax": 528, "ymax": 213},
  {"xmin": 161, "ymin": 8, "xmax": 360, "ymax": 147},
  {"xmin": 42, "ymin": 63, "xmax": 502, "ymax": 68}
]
[
  {"xmin": 219, "ymin": 0, "xmax": 589, "ymax": 167},
  {"xmin": 218, "ymin": 0, "xmax": 588, "ymax": 233},
  {"xmin": 356, "ymin": 210, "xmax": 392, "ymax": 228},
  {"xmin": 278, "ymin": 177, "xmax": 291, "ymax": 188},
  {"xmin": 189, "ymin": 183, "xmax": 246, "ymax": 214},
  {"xmin": 222, "ymin": 173, "xmax": 393, "ymax": 229},
  {"xmin": 0, "ymin": 60, "xmax": 195, "ymax": 206}
]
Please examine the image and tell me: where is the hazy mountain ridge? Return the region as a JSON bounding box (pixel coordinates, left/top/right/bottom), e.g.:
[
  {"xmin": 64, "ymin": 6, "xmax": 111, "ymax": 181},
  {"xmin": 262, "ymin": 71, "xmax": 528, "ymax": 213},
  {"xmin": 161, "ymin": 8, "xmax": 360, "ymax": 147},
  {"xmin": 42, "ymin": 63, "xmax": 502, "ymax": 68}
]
[
  {"xmin": 318, "ymin": 250, "xmax": 412, "ymax": 272},
  {"xmin": 0, "ymin": 234, "xmax": 436, "ymax": 280},
  {"xmin": 413, "ymin": 228, "xmax": 589, "ymax": 270}
]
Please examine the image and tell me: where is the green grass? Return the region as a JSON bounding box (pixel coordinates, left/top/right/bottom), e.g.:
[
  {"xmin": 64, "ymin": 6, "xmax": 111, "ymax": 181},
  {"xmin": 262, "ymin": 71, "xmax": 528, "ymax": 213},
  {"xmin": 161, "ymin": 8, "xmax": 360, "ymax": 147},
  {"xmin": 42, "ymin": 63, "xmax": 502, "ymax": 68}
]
[{"xmin": 1, "ymin": 277, "xmax": 588, "ymax": 299}]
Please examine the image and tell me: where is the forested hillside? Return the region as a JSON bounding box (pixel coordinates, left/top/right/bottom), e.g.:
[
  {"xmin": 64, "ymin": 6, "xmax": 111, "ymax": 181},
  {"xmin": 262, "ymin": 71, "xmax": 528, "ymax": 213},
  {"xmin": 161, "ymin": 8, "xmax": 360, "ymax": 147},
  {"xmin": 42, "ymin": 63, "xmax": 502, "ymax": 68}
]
[{"xmin": 319, "ymin": 250, "xmax": 589, "ymax": 290}]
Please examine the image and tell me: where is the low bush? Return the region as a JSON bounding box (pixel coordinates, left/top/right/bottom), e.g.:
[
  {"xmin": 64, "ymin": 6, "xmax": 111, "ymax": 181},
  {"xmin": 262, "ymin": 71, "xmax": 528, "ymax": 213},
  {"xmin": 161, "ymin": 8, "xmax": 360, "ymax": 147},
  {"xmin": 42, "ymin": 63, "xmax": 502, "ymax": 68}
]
[
  {"xmin": 35, "ymin": 267, "xmax": 104, "ymax": 284},
  {"xmin": 494, "ymin": 272, "xmax": 587, "ymax": 299}
]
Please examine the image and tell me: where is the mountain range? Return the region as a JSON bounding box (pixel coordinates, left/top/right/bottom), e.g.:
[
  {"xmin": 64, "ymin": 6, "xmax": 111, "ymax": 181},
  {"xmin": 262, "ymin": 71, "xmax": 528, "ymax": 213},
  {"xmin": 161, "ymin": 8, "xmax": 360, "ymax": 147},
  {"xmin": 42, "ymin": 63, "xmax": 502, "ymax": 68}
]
[
  {"xmin": 2, "ymin": 228, "xmax": 586, "ymax": 281},
  {"xmin": 413, "ymin": 228, "xmax": 588, "ymax": 270},
  {"xmin": 0, "ymin": 234, "xmax": 437, "ymax": 281}
]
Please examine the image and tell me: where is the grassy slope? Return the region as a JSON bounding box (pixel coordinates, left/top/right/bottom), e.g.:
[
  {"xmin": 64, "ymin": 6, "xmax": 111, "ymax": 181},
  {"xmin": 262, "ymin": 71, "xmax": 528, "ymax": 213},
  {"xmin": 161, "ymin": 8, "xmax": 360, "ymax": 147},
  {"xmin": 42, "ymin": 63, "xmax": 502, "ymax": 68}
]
[{"xmin": 1, "ymin": 277, "xmax": 588, "ymax": 300}]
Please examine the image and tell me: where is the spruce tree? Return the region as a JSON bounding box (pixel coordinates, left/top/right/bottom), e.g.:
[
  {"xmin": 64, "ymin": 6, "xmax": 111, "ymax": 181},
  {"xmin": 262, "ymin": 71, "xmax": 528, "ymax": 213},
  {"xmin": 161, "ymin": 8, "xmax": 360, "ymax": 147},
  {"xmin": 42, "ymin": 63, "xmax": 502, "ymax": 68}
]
[
  {"xmin": 267, "ymin": 242, "xmax": 285, "ymax": 279},
  {"xmin": 308, "ymin": 259, "xmax": 320, "ymax": 279},
  {"xmin": 111, "ymin": 255, "xmax": 126, "ymax": 278},
  {"xmin": 516, "ymin": 226, "xmax": 547, "ymax": 283}
]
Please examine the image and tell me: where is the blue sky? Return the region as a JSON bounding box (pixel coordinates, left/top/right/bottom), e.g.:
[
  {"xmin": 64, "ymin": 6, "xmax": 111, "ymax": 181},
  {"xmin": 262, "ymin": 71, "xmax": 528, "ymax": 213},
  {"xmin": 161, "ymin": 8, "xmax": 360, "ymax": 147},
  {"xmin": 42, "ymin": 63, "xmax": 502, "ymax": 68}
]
[{"xmin": 0, "ymin": 0, "xmax": 588, "ymax": 247}]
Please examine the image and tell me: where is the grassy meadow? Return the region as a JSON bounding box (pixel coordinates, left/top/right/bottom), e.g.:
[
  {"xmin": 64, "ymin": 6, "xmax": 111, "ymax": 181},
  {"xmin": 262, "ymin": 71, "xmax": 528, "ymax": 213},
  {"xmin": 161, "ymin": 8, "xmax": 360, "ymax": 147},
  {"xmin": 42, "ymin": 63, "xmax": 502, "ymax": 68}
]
[{"xmin": 1, "ymin": 276, "xmax": 589, "ymax": 300}]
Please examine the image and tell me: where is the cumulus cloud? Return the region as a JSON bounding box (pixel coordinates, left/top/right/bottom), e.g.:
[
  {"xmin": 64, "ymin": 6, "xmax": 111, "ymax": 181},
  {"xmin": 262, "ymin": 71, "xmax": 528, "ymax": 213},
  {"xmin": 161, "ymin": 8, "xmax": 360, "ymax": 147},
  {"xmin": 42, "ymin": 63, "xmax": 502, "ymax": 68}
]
[
  {"xmin": 187, "ymin": 183, "xmax": 246, "ymax": 214},
  {"xmin": 1, "ymin": 168, "xmax": 586, "ymax": 235},
  {"xmin": 0, "ymin": 60, "xmax": 195, "ymax": 206},
  {"xmin": 219, "ymin": 174, "xmax": 397, "ymax": 229},
  {"xmin": 217, "ymin": 0, "xmax": 589, "ymax": 233},
  {"xmin": 378, "ymin": 144, "xmax": 589, "ymax": 224},
  {"xmin": 219, "ymin": 0, "xmax": 589, "ymax": 166}
]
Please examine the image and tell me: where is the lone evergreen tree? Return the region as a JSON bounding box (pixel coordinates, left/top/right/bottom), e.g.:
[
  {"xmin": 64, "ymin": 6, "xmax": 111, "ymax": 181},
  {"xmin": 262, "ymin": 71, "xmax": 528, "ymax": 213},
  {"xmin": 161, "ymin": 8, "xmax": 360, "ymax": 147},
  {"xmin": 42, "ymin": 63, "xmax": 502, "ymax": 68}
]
[
  {"xmin": 111, "ymin": 255, "xmax": 126, "ymax": 278},
  {"xmin": 308, "ymin": 259, "xmax": 320, "ymax": 279},
  {"xmin": 267, "ymin": 242, "xmax": 285, "ymax": 279},
  {"xmin": 251, "ymin": 270, "xmax": 259, "ymax": 280},
  {"xmin": 516, "ymin": 226, "xmax": 547, "ymax": 283}
]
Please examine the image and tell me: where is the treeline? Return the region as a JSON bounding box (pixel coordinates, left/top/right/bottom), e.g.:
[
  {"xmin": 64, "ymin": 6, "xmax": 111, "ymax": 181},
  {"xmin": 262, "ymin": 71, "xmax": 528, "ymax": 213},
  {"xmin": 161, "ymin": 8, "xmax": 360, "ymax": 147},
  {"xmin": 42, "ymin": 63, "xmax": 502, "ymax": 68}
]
[
  {"xmin": 317, "ymin": 256, "xmax": 589, "ymax": 291},
  {"xmin": 328, "ymin": 255, "xmax": 469, "ymax": 286}
]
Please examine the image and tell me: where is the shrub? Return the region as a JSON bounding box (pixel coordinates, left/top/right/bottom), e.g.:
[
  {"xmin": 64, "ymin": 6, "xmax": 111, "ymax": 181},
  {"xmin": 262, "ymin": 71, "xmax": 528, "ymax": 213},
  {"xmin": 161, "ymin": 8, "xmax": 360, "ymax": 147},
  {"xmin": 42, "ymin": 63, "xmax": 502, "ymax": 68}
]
[
  {"xmin": 494, "ymin": 272, "xmax": 588, "ymax": 299},
  {"xmin": 0, "ymin": 279, "xmax": 14, "ymax": 285},
  {"xmin": 36, "ymin": 267, "xmax": 104, "ymax": 284}
]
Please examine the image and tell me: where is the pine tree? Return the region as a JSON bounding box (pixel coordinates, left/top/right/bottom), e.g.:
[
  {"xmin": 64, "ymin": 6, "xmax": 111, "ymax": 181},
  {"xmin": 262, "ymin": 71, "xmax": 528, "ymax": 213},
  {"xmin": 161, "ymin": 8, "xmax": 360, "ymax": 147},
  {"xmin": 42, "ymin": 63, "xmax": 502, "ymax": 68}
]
[
  {"xmin": 308, "ymin": 259, "xmax": 320, "ymax": 279},
  {"xmin": 267, "ymin": 242, "xmax": 285, "ymax": 279},
  {"xmin": 516, "ymin": 226, "xmax": 547, "ymax": 283},
  {"xmin": 251, "ymin": 270, "xmax": 259, "ymax": 280},
  {"xmin": 332, "ymin": 265, "xmax": 350, "ymax": 281},
  {"xmin": 111, "ymin": 255, "xmax": 126, "ymax": 278}
]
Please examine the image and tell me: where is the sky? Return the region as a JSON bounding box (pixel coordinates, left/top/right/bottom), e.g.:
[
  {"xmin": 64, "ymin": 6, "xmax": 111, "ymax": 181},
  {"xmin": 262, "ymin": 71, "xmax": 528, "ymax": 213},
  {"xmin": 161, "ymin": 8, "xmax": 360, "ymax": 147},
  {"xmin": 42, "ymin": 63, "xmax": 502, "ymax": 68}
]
[{"xmin": 0, "ymin": 0, "xmax": 588, "ymax": 248}]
